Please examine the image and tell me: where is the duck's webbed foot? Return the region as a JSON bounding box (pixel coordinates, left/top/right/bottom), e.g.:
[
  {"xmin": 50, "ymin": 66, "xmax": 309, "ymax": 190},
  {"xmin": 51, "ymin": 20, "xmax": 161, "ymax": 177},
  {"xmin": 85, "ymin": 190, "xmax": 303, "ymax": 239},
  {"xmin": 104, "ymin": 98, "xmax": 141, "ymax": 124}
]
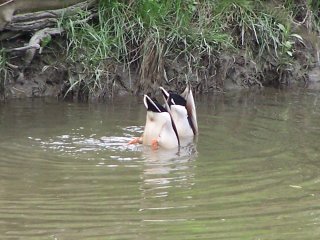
[
  {"xmin": 128, "ymin": 137, "xmax": 142, "ymax": 145},
  {"xmin": 151, "ymin": 138, "xmax": 159, "ymax": 150}
]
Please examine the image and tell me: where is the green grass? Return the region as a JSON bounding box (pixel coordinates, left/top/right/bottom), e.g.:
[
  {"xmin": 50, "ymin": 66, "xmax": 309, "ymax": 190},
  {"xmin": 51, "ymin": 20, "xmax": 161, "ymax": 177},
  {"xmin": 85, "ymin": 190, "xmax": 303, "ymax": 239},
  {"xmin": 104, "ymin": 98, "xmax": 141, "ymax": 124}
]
[
  {"xmin": 60, "ymin": 0, "xmax": 233, "ymax": 97},
  {"xmin": 57, "ymin": 0, "xmax": 314, "ymax": 98}
]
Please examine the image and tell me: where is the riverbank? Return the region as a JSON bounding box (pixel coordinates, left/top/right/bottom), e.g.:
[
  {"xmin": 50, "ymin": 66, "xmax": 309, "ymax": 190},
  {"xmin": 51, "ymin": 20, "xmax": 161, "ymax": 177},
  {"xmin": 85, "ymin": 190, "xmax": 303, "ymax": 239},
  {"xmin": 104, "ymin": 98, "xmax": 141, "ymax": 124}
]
[{"xmin": 1, "ymin": 0, "xmax": 319, "ymax": 101}]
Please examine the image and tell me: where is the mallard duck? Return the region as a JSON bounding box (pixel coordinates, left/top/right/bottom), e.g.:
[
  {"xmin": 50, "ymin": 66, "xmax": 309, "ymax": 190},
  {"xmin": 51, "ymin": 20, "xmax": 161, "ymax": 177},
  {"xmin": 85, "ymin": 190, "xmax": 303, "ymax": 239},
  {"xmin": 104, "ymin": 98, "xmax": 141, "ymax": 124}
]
[
  {"xmin": 160, "ymin": 84, "xmax": 198, "ymax": 137},
  {"xmin": 129, "ymin": 94, "xmax": 180, "ymax": 149}
]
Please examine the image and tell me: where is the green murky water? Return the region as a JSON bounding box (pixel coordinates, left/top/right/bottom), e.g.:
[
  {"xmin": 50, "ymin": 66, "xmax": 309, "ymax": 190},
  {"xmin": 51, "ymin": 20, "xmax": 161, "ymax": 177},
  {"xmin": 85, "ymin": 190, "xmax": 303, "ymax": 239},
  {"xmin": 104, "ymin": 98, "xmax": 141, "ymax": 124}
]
[{"xmin": 0, "ymin": 88, "xmax": 320, "ymax": 239}]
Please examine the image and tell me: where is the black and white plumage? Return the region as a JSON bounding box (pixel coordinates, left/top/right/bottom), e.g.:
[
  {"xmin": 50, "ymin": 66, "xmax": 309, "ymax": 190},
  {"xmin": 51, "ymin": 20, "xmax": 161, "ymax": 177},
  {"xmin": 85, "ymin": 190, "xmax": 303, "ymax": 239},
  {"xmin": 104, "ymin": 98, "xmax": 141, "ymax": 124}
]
[
  {"xmin": 160, "ymin": 84, "xmax": 198, "ymax": 138},
  {"xmin": 129, "ymin": 95, "xmax": 180, "ymax": 149}
]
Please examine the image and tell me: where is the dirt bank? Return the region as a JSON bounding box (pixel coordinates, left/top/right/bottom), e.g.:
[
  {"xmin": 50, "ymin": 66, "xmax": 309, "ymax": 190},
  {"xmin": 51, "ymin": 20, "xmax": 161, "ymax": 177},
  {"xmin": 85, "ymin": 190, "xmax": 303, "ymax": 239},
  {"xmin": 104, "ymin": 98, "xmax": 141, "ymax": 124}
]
[{"xmin": 2, "ymin": 35, "xmax": 319, "ymax": 101}]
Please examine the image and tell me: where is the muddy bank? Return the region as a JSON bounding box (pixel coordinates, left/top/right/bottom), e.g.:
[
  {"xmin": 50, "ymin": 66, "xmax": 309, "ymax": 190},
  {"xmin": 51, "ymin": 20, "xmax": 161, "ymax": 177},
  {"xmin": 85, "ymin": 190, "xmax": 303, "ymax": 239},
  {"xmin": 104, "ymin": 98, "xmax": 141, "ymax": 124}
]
[{"xmin": 1, "ymin": 38, "xmax": 319, "ymax": 101}]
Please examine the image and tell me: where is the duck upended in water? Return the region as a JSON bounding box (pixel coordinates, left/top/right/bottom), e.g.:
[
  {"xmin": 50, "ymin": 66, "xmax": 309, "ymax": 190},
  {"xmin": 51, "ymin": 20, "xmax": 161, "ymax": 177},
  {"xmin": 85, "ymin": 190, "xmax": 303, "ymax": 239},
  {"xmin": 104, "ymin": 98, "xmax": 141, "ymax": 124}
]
[
  {"xmin": 129, "ymin": 94, "xmax": 180, "ymax": 150},
  {"xmin": 160, "ymin": 84, "xmax": 198, "ymax": 138}
]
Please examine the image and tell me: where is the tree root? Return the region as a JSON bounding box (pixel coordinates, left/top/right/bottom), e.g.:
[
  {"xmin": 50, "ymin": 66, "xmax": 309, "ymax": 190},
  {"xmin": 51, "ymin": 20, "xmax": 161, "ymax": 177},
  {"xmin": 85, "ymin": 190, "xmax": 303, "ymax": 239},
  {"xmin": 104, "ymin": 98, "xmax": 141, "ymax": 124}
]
[
  {"xmin": 0, "ymin": 0, "xmax": 98, "ymax": 75},
  {"xmin": 0, "ymin": 0, "xmax": 97, "ymax": 30},
  {"xmin": 24, "ymin": 27, "xmax": 63, "ymax": 66}
]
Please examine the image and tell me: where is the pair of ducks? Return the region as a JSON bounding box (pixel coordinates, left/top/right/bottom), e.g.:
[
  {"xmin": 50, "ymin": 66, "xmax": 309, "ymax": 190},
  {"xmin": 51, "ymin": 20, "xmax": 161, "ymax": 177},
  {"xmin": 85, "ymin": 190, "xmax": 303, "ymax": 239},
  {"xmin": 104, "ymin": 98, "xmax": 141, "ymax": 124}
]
[{"xmin": 129, "ymin": 84, "xmax": 198, "ymax": 149}]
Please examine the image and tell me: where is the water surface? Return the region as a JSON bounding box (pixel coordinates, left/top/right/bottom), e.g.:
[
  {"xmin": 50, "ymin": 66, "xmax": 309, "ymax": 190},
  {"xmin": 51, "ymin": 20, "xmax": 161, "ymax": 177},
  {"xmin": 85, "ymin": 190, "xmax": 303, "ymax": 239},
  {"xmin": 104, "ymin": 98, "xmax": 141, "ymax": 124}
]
[{"xmin": 0, "ymin": 88, "xmax": 320, "ymax": 239}]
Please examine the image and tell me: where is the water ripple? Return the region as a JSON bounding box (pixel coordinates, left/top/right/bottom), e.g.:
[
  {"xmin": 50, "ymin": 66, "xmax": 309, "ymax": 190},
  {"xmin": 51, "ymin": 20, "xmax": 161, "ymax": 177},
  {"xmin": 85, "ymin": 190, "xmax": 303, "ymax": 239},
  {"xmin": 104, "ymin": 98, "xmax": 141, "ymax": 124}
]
[{"xmin": 1, "ymin": 91, "xmax": 320, "ymax": 239}]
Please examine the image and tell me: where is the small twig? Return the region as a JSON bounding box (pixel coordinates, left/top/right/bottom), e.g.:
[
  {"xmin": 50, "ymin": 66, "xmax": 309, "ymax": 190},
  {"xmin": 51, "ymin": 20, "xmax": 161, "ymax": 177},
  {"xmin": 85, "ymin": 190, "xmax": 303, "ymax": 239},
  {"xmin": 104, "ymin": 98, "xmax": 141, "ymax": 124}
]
[
  {"xmin": 5, "ymin": 62, "xmax": 19, "ymax": 69},
  {"xmin": 0, "ymin": 0, "xmax": 14, "ymax": 7},
  {"xmin": 4, "ymin": 44, "xmax": 40, "ymax": 52},
  {"xmin": 12, "ymin": 87, "xmax": 26, "ymax": 93}
]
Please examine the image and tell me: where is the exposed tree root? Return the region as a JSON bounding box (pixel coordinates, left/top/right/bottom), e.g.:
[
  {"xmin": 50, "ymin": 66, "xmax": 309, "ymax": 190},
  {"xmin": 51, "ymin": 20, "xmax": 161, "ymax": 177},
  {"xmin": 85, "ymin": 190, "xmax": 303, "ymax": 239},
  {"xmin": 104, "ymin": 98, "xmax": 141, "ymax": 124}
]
[
  {"xmin": 0, "ymin": 0, "xmax": 97, "ymax": 85},
  {"xmin": 1, "ymin": 0, "xmax": 97, "ymax": 50}
]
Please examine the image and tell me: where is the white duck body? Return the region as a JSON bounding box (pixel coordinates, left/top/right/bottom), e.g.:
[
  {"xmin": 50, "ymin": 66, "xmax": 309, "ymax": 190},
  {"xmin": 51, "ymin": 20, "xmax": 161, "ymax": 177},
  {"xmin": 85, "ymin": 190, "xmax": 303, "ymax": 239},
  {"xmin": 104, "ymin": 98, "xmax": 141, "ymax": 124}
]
[
  {"xmin": 170, "ymin": 104, "xmax": 194, "ymax": 137},
  {"xmin": 142, "ymin": 95, "xmax": 179, "ymax": 149},
  {"xmin": 160, "ymin": 84, "xmax": 198, "ymax": 138}
]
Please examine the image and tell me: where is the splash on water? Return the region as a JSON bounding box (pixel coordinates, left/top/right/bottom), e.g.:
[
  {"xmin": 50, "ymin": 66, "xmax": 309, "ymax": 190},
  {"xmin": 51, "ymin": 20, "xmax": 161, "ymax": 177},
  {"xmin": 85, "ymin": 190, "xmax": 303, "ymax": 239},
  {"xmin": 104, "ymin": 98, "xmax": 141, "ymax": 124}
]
[{"xmin": 28, "ymin": 125, "xmax": 198, "ymax": 163}]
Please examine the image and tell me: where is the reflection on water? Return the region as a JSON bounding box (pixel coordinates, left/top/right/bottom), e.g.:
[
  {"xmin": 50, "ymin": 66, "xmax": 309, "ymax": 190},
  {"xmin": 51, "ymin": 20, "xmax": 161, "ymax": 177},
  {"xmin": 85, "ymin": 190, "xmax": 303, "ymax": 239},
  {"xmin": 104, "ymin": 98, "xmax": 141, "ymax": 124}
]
[
  {"xmin": 1, "ymin": 88, "xmax": 320, "ymax": 239},
  {"xmin": 140, "ymin": 139, "xmax": 197, "ymax": 213}
]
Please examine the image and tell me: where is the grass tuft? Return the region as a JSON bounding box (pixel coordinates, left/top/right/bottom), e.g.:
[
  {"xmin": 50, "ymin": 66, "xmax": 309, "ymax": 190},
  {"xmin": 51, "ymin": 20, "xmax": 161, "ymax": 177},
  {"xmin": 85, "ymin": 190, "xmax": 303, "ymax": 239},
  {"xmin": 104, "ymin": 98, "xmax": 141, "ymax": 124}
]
[{"xmin": 58, "ymin": 0, "xmax": 317, "ymax": 98}]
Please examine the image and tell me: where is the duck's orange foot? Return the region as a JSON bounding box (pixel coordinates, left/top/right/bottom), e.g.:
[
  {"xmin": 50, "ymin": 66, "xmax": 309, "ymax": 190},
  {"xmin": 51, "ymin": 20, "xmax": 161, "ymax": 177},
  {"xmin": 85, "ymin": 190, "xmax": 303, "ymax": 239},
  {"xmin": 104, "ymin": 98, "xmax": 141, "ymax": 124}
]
[
  {"xmin": 128, "ymin": 137, "xmax": 142, "ymax": 145},
  {"xmin": 151, "ymin": 139, "xmax": 159, "ymax": 150}
]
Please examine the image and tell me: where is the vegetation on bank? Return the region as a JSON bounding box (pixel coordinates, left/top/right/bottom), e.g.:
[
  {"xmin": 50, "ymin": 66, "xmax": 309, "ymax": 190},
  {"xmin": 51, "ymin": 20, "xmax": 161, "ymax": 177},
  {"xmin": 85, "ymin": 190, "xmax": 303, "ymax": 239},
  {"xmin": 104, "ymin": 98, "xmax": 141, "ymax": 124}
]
[{"xmin": 0, "ymin": 0, "xmax": 320, "ymax": 100}]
